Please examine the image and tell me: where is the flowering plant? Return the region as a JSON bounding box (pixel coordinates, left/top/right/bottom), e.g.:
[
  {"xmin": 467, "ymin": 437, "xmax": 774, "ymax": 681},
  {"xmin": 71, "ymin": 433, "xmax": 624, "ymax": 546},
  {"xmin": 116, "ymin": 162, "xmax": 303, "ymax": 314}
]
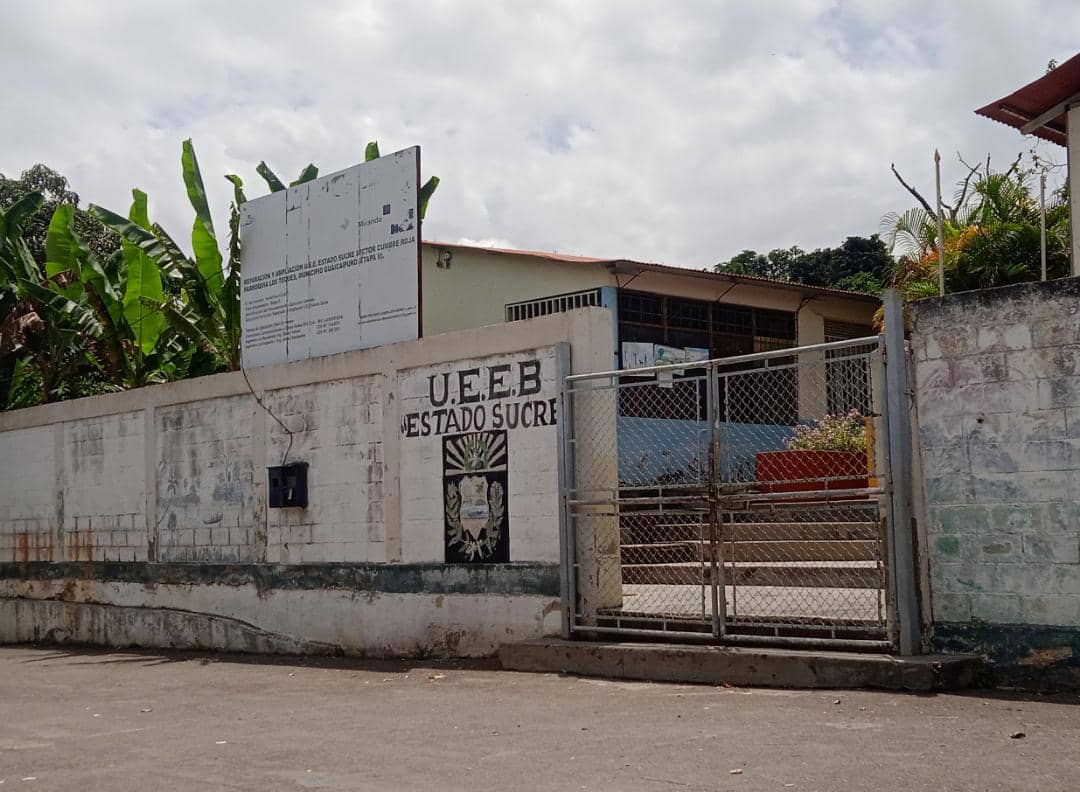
[{"xmin": 785, "ymin": 410, "xmax": 867, "ymax": 453}]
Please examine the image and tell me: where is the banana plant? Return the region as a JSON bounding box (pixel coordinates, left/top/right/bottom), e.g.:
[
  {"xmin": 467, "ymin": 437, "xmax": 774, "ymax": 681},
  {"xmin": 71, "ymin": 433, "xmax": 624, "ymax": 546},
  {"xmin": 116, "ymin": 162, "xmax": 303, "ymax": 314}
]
[
  {"xmin": 1, "ymin": 191, "xmax": 111, "ymax": 405},
  {"xmin": 91, "ymin": 140, "xmax": 241, "ymax": 373},
  {"xmin": 46, "ymin": 191, "xmax": 206, "ymax": 389}
]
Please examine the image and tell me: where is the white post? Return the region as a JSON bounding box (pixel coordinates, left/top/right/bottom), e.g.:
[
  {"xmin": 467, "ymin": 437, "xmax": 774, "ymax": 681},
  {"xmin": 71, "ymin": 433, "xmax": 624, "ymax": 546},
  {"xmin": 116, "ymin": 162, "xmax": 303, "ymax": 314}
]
[
  {"xmin": 1069, "ymin": 105, "xmax": 1080, "ymax": 277},
  {"xmin": 934, "ymin": 150, "xmax": 945, "ymax": 295},
  {"xmin": 1040, "ymin": 171, "xmax": 1047, "ymax": 282}
]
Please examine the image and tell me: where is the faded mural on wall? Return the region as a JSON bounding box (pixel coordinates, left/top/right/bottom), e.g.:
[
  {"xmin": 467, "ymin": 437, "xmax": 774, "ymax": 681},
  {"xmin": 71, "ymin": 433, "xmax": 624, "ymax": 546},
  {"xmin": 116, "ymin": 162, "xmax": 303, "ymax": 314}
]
[
  {"xmin": 443, "ymin": 431, "xmax": 509, "ymax": 563},
  {"xmin": 155, "ymin": 397, "xmax": 256, "ymax": 563}
]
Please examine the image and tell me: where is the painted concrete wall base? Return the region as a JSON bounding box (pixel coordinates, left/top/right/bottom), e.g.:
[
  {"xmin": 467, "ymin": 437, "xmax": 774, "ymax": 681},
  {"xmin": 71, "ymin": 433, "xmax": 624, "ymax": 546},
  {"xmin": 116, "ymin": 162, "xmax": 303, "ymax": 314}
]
[
  {"xmin": 0, "ymin": 562, "xmax": 560, "ymax": 658},
  {"xmin": 0, "ymin": 598, "xmax": 339, "ymax": 656},
  {"xmin": 933, "ymin": 622, "xmax": 1080, "ymax": 691}
]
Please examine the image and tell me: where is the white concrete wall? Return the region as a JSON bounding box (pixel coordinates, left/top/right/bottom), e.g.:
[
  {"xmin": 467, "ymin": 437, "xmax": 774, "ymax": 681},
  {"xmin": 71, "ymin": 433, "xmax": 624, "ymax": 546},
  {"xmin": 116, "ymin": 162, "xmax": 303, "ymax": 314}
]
[
  {"xmin": 0, "ymin": 426, "xmax": 56, "ymax": 562},
  {"xmin": 264, "ymin": 377, "xmax": 385, "ymax": 564},
  {"xmin": 0, "ymin": 578, "xmax": 558, "ymax": 658},
  {"xmin": 913, "ymin": 281, "xmax": 1080, "ymax": 625},
  {"xmin": 0, "ymin": 308, "xmax": 615, "ymax": 656},
  {"xmin": 157, "ymin": 396, "xmax": 254, "ymax": 563}
]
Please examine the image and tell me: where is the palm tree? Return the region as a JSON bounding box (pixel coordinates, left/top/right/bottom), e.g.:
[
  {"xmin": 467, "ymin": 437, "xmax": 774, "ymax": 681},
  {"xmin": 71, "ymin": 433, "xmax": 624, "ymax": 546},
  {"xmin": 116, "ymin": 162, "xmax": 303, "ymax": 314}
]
[{"xmin": 881, "ymin": 154, "xmax": 1070, "ymax": 310}]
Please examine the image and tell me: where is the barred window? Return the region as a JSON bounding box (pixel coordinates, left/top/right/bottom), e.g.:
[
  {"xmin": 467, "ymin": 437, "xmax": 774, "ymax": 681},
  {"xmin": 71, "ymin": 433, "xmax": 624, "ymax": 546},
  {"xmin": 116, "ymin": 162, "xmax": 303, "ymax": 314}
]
[
  {"xmin": 824, "ymin": 321, "xmax": 875, "ymax": 416},
  {"xmin": 505, "ymin": 289, "xmax": 602, "ymax": 322}
]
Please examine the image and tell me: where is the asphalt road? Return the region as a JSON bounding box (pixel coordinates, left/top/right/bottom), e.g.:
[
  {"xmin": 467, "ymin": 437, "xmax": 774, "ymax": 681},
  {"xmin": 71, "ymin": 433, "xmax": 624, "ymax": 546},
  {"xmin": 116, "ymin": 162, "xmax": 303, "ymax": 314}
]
[{"xmin": 1, "ymin": 645, "xmax": 1078, "ymax": 791}]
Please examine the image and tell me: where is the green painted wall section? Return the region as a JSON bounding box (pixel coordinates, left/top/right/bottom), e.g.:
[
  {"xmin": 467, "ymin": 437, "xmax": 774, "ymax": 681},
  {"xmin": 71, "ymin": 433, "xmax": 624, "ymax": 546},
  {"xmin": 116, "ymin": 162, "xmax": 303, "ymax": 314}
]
[{"xmin": 0, "ymin": 562, "xmax": 560, "ymax": 597}]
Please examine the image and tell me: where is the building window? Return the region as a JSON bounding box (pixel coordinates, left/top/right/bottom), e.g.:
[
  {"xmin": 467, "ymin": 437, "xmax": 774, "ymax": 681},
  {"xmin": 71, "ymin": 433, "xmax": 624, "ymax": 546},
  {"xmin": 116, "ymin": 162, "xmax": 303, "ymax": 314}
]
[
  {"xmin": 618, "ymin": 292, "xmax": 663, "ymax": 325},
  {"xmin": 505, "ymin": 289, "xmax": 602, "ymax": 322},
  {"xmin": 617, "ymin": 291, "xmax": 798, "ymax": 423},
  {"xmin": 617, "ymin": 291, "xmax": 796, "ymax": 361},
  {"xmin": 824, "ymin": 321, "xmax": 876, "ymax": 416}
]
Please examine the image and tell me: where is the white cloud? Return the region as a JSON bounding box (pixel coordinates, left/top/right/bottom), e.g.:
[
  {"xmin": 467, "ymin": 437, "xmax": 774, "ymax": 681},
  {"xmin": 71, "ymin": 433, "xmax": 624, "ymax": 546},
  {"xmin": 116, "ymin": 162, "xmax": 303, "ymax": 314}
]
[
  {"xmin": 454, "ymin": 237, "xmax": 517, "ymax": 250},
  {"xmin": 1, "ymin": 0, "xmax": 1076, "ymax": 269}
]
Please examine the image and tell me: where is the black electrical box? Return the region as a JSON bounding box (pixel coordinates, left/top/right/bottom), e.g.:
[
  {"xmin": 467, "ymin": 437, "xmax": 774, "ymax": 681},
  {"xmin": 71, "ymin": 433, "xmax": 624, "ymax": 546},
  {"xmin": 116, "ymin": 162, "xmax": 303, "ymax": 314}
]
[{"xmin": 268, "ymin": 462, "xmax": 309, "ymax": 508}]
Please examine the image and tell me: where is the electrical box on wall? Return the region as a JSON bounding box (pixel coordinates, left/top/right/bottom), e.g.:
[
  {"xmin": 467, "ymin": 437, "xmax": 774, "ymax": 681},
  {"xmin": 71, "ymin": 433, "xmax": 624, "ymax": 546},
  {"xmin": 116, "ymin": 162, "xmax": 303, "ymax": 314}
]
[{"xmin": 268, "ymin": 462, "xmax": 309, "ymax": 508}]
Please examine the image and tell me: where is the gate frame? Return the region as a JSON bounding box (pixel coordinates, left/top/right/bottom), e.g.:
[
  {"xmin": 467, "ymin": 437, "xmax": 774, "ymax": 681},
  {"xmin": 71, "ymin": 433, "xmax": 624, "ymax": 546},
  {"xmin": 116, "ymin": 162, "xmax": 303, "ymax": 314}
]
[{"xmin": 556, "ymin": 314, "xmax": 922, "ymax": 653}]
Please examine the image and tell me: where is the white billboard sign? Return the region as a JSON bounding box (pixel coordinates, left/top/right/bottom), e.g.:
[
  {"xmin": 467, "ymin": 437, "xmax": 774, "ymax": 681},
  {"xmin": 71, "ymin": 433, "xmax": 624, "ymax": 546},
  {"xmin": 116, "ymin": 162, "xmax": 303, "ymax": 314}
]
[{"xmin": 239, "ymin": 146, "xmax": 421, "ymax": 367}]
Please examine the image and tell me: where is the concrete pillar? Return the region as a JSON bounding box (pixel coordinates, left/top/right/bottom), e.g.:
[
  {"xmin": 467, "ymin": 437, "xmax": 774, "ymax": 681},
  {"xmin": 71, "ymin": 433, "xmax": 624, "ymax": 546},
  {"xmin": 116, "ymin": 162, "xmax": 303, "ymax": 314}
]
[
  {"xmin": 599, "ymin": 285, "xmax": 620, "ymax": 370},
  {"xmin": 1069, "ymin": 105, "xmax": 1080, "ymax": 277},
  {"xmin": 796, "ymin": 307, "xmax": 827, "ymax": 421}
]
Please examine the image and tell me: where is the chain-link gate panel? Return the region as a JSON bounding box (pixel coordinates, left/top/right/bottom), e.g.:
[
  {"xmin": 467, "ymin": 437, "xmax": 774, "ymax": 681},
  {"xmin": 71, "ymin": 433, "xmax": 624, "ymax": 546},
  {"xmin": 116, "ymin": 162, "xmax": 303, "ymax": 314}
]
[
  {"xmin": 563, "ymin": 370, "xmax": 715, "ymax": 638},
  {"xmin": 563, "ymin": 336, "xmax": 893, "ymax": 648},
  {"xmin": 714, "ymin": 340, "xmax": 887, "ymax": 643}
]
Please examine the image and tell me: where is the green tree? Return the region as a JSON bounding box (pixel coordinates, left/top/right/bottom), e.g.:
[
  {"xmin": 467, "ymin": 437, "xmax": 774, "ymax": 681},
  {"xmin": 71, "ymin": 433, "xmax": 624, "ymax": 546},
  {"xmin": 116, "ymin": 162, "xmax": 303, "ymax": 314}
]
[
  {"xmin": 715, "ymin": 237, "xmax": 890, "ymax": 294},
  {"xmin": 787, "ymin": 236, "xmax": 892, "ymax": 290},
  {"xmin": 0, "ymin": 165, "xmax": 119, "ymax": 267},
  {"xmin": 716, "ymin": 247, "xmax": 803, "ymax": 281}
]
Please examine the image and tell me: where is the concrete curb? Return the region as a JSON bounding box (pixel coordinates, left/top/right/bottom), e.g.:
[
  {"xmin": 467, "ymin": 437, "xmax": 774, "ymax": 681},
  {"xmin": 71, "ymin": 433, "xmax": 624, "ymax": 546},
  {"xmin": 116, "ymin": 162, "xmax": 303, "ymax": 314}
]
[{"xmin": 499, "ymin": 638, "xmax": 984, "ymax": 691}]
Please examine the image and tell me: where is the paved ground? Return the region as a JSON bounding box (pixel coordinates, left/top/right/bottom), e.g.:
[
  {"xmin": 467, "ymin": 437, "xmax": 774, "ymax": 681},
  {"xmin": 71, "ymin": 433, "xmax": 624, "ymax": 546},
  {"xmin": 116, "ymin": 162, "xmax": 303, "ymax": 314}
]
[{"xmin": 1, "ymin": 645, "xmax": 1078, "ymax": 791}]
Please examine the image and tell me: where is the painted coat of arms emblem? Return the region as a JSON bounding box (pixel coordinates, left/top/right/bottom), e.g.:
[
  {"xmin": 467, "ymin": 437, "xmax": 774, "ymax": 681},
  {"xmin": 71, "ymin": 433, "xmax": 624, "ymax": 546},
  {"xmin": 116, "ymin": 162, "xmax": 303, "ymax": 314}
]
[{"xmin": 443, "ymin": 431, "xmax": 509, "ymax": 563}]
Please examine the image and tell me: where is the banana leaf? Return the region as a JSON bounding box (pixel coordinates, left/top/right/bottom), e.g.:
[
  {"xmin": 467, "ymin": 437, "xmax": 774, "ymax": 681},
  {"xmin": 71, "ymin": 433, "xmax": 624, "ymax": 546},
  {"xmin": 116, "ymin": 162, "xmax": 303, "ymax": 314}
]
[
  {"xmin": 44, "ymin": 204, "xmax": 120, "ymax": 311},
  {"xmin": 419, "ymin": 176, "xmax": 439, "ymax": 220},
  {"xmin": 181, "ymin": 140, "xmax": 224, "ymax": 296},
  {"xmin": 121, "ymin": 190, "xmax": 165, "ymax": 355},
  {"xmin": 0, "ymin": 191, "xmax": 43, "ymax": 239},
  {"xmin": 225, "ymin": 174, "xmax": 247, "ymax": 205},
  {"xmin": 290, "ymin": 164, "xmax": 319, "ymax": 186},
  {"xmin": 89, "ymin": 204, "xmax": 183, "ymax": 280},
  {"xmin": 256, "ymin": 162, "xmax": 286, "ymax": 193},
  {"xmin": 22, "ymin": 280, "xmax": 104, "ymax": 340}
]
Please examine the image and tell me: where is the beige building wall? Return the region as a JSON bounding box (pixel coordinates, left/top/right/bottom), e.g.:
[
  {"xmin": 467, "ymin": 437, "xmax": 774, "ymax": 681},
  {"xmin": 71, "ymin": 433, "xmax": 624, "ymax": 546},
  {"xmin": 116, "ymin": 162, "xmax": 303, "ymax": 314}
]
[{"xmin": 421, "ymin": 246, "xmax": 612, "ymax": 336}]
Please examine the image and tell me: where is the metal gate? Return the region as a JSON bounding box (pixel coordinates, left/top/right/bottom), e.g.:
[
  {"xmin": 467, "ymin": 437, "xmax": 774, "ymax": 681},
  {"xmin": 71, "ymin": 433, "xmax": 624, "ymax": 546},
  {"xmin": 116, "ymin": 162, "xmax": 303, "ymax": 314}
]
[{"xmin": 559, "ymin": 335, "xmax": 905, "ymax": 650}]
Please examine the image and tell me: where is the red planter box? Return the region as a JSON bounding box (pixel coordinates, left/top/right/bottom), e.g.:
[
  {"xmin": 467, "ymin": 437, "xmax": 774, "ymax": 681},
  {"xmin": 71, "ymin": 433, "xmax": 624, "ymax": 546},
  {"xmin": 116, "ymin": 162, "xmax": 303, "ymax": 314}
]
[{"xmin": 755, "ymin": 450, "xmax": 869, "ymax": 495}]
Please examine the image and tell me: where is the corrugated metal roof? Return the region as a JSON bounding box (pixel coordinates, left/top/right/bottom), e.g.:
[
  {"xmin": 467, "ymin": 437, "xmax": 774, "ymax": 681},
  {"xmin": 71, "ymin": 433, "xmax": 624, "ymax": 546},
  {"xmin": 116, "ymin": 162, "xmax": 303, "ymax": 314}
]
[
  {"xmin": 975, "ymin": 53, "xmax": 1080, "ymax": 146},
  {"xmin": 422, "ymin": 240, "xmax": 882, "ymax": 303}
]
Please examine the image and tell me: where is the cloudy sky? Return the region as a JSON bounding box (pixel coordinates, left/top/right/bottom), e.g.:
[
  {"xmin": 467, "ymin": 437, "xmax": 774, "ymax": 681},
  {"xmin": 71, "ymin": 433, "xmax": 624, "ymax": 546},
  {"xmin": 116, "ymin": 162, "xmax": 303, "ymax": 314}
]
[{"xmin": 2, "ymin": 1, "xmax": 1076, "ymax": 268}]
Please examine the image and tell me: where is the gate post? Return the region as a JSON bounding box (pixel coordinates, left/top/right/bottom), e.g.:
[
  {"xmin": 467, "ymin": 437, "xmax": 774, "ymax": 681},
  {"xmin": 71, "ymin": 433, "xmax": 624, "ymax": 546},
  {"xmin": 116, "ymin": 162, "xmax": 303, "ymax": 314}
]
[
  {"xmin": 556, "ymin": 344, "xmax": 575, "ymax": 639},
  {"xmin": 706, "ymin": 362, "xmax": 725, "ymax": 638},
  {"xmin": 562, "ymin": 372, "xmax": 623, "ymax": 631},
  {"xmin": 883, "ymin": 289, "xmax": 920, "ymax": 655}
]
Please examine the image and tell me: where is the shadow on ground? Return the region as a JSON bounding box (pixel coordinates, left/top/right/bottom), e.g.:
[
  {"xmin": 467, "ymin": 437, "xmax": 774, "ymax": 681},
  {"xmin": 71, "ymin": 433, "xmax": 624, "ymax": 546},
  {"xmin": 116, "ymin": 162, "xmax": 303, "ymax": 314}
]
[{"xmin": 12, "ymin": 641, "xmax": 498, "ymax": 674}]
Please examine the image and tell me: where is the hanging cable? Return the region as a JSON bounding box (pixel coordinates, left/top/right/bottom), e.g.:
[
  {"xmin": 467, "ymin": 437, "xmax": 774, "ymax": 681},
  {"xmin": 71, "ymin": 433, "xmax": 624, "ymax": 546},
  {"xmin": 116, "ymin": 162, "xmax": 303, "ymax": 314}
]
[{"xmin": 240, "ymin": 364, "xmax": 294, "ymax": 467}]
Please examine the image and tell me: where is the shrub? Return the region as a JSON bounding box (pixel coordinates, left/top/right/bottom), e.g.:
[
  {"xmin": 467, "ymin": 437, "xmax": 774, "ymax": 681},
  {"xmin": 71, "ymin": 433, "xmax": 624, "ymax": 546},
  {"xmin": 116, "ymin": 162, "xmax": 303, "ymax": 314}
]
[{"xmin": 785, "ymin": 410, "xmax": 867, "ymax": 453}]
